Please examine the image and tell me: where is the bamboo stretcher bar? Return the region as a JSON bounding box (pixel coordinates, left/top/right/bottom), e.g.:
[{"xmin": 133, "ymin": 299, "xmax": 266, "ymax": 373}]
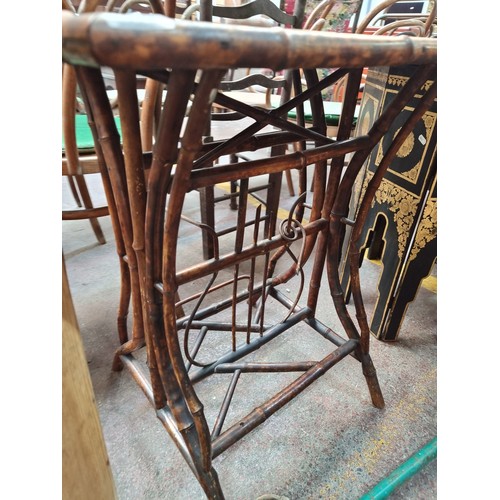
[
  {"xmin": 270, "ymin": 286, "xmax": 362, "ymax": 362},
  {"xmin": 214, "ymin": 362, "xmax": 318, "ymax": 373},
  {"xmin": 211, "ymin": 370, "xmax": 241, "ymax": 439},
  {"xmin": 213, "ymin": 186, "xmax": 270, "ymax": 205},
  {"xmin": 189, "ymin": 306, "xmax": 311, "ymax": 383},
  {"xmin": 174, "ymin": 218, "xmax": 326, "ymax": 286},
  {"xmin": 62, "ymin": 206, "xmax": 109, "ymax": 219},
  {"xmin": 196, "ymin": 128, "xmax": 317, "ymax": 161},
  {"xmin": 184, "ymin": 322, "xmax": 270, "ymax": 333},
  {"xmin": 188, "ymin": 135, "xmax": 371, "ymax": 190}
]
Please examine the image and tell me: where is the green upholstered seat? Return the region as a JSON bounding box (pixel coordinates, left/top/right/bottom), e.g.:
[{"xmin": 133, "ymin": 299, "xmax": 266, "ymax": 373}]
[
  {"xmin": 62, "ymin": 114, "xmax": 122, "ymax": 152},
  {"xmin": 286, "ymin": 100, "xmax": 359, "ymax": 127}
]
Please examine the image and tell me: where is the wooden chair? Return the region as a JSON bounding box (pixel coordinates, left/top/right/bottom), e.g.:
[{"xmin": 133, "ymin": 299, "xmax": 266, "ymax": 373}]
[
  {"xmin": 180, "ymin": 0, "xmax": 307, "ymax": 259},
  {"xmin": 62, "ymin": 64, "xmax": 110, "ymax": 245},
  {"xmin": 63, "ymin": 10, "xmax": 436, "ymax": 498}
]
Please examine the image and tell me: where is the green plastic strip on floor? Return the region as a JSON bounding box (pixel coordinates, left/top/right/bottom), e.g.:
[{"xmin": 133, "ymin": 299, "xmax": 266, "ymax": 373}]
[{"xmin": 359, "ymin": 437, "xmax": 437, "ymax": 499}]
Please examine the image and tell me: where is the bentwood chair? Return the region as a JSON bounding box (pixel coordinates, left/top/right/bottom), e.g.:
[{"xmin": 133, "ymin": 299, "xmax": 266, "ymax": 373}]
[
  {"xmin": 63, "ymin": 10, "xmax": 436, "ymax": 498},
  {"xmin": 356, "ymin": 0, "xmax": 437, "ymax": 36},
  {"xmin": 62, "ymin": 1, "xmax": 108, "ymax": 245},
  {"xmin": 62, "ymin": 0, "xmax": 178, "ymax": 370},
  {"xmin": 62, "ymin": 63, "xmax": 110, "ymax": 245}
]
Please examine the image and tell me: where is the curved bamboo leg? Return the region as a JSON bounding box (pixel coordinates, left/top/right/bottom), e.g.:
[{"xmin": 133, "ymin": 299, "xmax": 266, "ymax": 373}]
[
  {"xmin": 327, "ymin": 65, "xmax": 437, "ymax": 407},
  {"xmin": 346, "ymin": 79, "xmax": 437, "ymax": 405},
  {"xmin": 142, "ymin": 68, "xmax": 225, "ymax": 497},
  {"xmin": 160, "ymin": 69, "xmax": 226, "ymax": 473},
  {"xmin": 326, "ymin": 212, "xmax": 385, "ymax": 408}
]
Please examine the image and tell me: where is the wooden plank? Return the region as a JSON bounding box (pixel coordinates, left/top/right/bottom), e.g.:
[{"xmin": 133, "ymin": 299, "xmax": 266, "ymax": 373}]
[{"xmin": 62, "ymin": 256, "xmax": 116, "ymax": 500}]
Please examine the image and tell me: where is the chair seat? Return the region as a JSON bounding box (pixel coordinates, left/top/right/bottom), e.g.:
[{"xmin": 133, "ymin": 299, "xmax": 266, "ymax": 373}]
[
  {"xmin": 282, "ymin": 99, "xmax": 360, "ymax": 126},
  {"xmin": 62, "ymin": 114, "xmax": 122, "ymax": 153},
  {"xmin": 222, "ymin": 89, "xmax": 273, "ymax": 107}
]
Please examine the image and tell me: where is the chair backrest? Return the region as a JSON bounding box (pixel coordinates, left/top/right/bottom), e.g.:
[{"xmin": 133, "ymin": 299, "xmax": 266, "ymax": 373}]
[
  {"xmin": 63, "ymin": 11, "xmax": 436, "ymax": 498},
  {"xmin": 181, "ymin": 0, "xmax": 307, "ymax": 118}
]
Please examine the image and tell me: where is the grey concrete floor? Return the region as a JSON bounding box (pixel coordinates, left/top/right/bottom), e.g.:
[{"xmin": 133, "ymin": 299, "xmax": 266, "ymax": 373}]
[{"xmin": 63, "ymin": 165, "xmax": 437, "ymax": 500}]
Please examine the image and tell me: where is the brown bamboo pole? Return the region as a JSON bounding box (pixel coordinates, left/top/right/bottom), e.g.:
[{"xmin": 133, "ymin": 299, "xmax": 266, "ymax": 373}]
[
  {"xmin": 247, "ymin": 205, "xmax": 261, "ymax": 343},
  {"xmin": 113, "ymin": 68, "xmax": 172, "ymax": 386},
  {"xmin": 140, "ymin": 77, "xmax": 161, "ymax": 151},
  {"xmin": 175, "ymin": 218, "xmax": 327, "ymax": 286},
  {"xmin": 144, "ymin": 69, "xmax": 199, "ymax": 411},
  {"xmin": 214, "ymin": 362, "xmax": 317, "ymax": 373},
  {"xmin": 143, "ymin": 69, "xmax": 225, "ymax": 498},
  {"xmin": 62, "ymin": 13, "xmax": 437, "ymax": 72},
  {"xmin": 211, "ymin": 369, "xmax": 241, "ymax": 439},
  {"xmin": 189, "ymin": 135, "xmax": 371, "ymax": 190},
  {"xmin": 306, "ymin": 68, "xmax": 364, "ymax": 314},
  {"xmin": 231, "ymin": 178, "xmax": 249, "ymax": 351}
]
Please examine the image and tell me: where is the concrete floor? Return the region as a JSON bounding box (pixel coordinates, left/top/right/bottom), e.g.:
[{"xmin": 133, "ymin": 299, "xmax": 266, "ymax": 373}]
[{"xmin": 63, "ymin": 162, "xmax": 437, "ymax": 500}]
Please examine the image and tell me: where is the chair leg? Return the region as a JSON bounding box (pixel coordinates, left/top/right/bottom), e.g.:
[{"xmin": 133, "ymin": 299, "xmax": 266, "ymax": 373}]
[
  {"xmin": 67, "ymin": 175, "xmax": 82, "ymax": 207},
  {"xmin": 229, "ymin": 154, "xmax": 239, "ymax": 210},
  {"xmin": 264, "ymin": 171, "xmax": 283, "ymax": 238},
  {"xmin": 285, "ymin": 170, "xmax": 295, "ymax": 197},
  {"xmin": 199, "ymin": 186, "xmax": 216, "ymax": 260},
  {"xmin": 229, "ymin": 181, "xmax": 238, "ymax": 210},
  {"xmin": 74, "ymin": 174, "xmax": 107, "ymax": 245}
]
